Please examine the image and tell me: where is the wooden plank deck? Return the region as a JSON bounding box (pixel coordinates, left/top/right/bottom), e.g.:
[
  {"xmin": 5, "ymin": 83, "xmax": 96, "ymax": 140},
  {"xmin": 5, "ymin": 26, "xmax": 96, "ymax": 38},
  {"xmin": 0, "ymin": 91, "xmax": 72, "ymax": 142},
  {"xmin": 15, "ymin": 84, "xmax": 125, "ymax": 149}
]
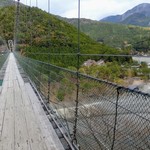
[{"xmin": 0, "ymin": 53, "xmax": 64, "ymax": 150}]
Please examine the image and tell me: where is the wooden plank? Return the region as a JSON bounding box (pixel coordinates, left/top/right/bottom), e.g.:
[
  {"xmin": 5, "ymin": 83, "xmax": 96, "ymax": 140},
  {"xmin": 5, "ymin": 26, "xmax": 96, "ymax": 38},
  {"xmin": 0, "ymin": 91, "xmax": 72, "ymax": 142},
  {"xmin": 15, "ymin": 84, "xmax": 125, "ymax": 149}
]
[
  {"xmin": 0, "ymin": 87, "xmax": 2, "ymax": 93},
  {"xmin": 14, "ymin": 60, "xmax": 24, "ymax": 87},
  {"xmin": 13, "ymin": 80, "xmax": 32, "ymax": 150},
  {"xmin": 16, "ymin": 69, "xmax": 24, "ymax": 87},
  {"xmin": 1, "ymin": 63, "xmax": 10, "ymax": 94},
  {"xmin": 25, "ymin": 83, "xmax": 64, "ymax": 150},
  {"xmin": 21, "ymin": 85, "xmax": 48, "ymax": 150},
  {"xmin": 0, "ymin": 53, "xmax": 64, "ymax": 150},
  {"xmin": 0, "ymin": 88, "xmax": 15, "ymax": 150},
  {"xmin": 0, "ymin": 55, "xmax": 10, "ymax": 143},
  {"xmin": 0, "ymin": 94, "xmax": 7, "ymax": 141}
]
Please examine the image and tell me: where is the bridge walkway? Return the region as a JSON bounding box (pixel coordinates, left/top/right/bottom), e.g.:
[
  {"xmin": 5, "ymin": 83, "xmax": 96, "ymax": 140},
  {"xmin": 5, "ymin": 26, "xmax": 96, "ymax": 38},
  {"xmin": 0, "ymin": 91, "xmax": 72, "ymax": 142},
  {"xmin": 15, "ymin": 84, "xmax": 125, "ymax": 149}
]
[{"xmin": 0, "ymin": 53, "xmax": 64, "ymax": 150}]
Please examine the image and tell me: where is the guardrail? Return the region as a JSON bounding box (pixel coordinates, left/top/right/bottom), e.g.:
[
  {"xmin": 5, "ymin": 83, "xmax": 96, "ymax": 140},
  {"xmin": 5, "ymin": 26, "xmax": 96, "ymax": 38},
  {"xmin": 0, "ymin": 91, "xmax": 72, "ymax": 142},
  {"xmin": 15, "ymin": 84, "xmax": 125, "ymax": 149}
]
[
  {"xmin": 0, "ymin": 51, "xmax": 9, "ymax": 70},
  {"xmin": 15, "ymin": 52, "xmax": 150, "ymax": 150}
]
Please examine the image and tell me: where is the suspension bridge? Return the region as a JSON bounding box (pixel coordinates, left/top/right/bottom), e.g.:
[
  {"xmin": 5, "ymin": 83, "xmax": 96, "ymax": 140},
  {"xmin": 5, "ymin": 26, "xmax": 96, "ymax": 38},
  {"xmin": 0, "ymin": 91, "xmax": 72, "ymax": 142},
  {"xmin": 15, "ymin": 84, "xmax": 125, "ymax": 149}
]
[
  {"xmin": 0, "ymin": 53, "xmax": 65, "ymax": 150},
  {"xmin": 0, "ymin": 0, "xmax": 150, "ymax": 150}
]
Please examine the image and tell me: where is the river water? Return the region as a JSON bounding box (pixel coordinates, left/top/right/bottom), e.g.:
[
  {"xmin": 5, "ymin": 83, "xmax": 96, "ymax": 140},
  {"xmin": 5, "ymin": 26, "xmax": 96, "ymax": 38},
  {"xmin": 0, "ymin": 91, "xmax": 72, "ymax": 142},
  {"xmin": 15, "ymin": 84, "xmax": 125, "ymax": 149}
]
[
  {"xmin": 132, "ymin": 56, "xmax": 150, "ymax": 66},
  {"xmin": 132, "ymin": 56, "xmax": 150, "ymax": 93}
]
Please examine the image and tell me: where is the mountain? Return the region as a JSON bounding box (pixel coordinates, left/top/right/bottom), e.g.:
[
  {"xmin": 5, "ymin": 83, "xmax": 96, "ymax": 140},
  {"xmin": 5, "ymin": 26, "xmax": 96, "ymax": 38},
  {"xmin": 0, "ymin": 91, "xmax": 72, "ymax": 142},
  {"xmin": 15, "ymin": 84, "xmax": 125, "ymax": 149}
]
[
  {"xmin": 101, "ymin": 3, "xmax": 150, "ymax": 26},
  {"xmin": 61, "ymin": 17, "xmax": 150, "ymax": 51}
]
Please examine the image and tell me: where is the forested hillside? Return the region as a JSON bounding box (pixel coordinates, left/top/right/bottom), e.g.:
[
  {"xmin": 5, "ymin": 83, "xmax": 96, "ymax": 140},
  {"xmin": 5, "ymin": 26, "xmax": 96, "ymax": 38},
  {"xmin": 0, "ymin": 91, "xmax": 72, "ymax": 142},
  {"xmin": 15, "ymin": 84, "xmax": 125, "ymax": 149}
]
[
  {"xmin": 0, "ymin": 5, "xmax": 129, "ymax": 67},
  {"xmin": 62, "ymin": 18, "xmax": 150, "ymax": 52},
  {"xmin": 0, "ymin": 4, "xmax": 149, "ymax": 86}
]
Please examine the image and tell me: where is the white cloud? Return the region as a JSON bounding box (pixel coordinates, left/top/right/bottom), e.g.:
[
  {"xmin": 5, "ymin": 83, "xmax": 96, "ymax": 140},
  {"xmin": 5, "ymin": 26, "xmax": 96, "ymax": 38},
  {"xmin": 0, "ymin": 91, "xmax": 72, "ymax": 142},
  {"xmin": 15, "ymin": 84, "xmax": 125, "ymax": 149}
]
[{"xmin": 19, "ymin": 0, "xmax": 150, "ymax": 20}]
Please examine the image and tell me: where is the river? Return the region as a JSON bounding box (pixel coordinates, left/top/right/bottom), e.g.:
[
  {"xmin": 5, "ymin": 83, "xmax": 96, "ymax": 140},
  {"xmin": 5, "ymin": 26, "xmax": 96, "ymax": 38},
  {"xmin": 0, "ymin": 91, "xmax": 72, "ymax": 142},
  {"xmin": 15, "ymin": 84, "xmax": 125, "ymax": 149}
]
[
  {"xmin": 132, "ymin": 56, "xmax": 150, "ymax": 67},
  {"xmin": 132, "ymin": 56, "xmax": 150, "ymax": 93}
]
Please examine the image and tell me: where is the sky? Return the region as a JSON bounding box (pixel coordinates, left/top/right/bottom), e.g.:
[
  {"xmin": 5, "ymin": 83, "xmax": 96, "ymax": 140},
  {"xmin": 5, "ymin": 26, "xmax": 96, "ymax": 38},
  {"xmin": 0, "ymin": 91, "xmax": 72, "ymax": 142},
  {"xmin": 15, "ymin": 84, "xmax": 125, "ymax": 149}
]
[{"xmin": 18, "ymin": 0, "xmax": 150, "ymax": 20}]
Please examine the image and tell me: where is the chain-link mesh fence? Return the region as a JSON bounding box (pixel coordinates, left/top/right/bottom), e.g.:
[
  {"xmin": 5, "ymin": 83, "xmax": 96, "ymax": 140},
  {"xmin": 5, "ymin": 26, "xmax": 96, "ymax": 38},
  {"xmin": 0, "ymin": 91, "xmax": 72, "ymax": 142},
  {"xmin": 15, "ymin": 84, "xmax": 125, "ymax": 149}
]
[
  {"xmin": 0, "ymin": 52, "xmax": 8, "ymax": 70},
  {"xmin": 113, "ymin": 88, "xmax": 150, "ymax": 150},
  {"xmin": 76, "ymin": 74, "xmax": 150, "ymax": 150},
  {"xmin": 0, "ymin": 1, "xmax": 12, "ymax": 71},
  {"xmin": 15, "ymin": 52, "xmax": 150, "ymax": 150},
  {"xmin": 15, "ymin": 52, "xmax": 76, "ymax": 138},
  {"xmin": 0, "ymin": 37, "xmax": 9, "ymax": 70}
]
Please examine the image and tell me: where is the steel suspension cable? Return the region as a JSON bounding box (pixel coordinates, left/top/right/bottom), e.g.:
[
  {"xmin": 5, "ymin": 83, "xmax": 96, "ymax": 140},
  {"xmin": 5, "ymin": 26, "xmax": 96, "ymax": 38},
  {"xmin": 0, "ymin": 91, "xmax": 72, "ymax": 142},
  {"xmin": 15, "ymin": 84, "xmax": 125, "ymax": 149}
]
[
  {"xmin": 14, "ymin": 0, "xmax": 20, "ymax": 51},
  {"xmin": 47, "ymin": 0, "xmax": 51, "ymax": 104},
  {"xmin": 36, "ymin": 0, "xmax": 38, "ymax": 7},
  {"xmin": 25, "ymin": 0, "xmax": 28, "ymax": 52},
  {"xmin": 73, "ymin": 0, "xmax": 80, "ymax": 146},
  {"xmin": 29, "ymin": 0, "xmax": 33, "ymax": 46}
]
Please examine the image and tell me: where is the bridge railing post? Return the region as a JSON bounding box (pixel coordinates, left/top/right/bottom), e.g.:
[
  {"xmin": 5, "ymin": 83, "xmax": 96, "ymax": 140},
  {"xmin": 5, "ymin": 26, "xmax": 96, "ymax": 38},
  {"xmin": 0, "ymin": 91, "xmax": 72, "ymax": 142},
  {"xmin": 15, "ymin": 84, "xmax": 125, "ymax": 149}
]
[
  {"xmin": 111, "ymin": 87, "xmax": 121, "ymax": 150},
  {"xmin": 47, "ymin": 65, "xmax": 51, "ymax": 104}
]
